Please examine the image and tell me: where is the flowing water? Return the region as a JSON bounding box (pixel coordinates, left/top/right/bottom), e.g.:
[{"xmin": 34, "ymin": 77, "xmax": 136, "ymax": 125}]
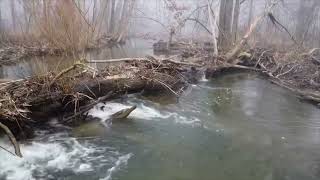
[{"xmin": 1, "ymin": 72, "xmax": 320, "ymax": 180}]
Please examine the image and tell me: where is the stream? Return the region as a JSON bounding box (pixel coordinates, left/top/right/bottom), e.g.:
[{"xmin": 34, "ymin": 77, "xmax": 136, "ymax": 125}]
[{"xmin": 1, "ymin": 72, "xmax": 320, "ymax": 180}]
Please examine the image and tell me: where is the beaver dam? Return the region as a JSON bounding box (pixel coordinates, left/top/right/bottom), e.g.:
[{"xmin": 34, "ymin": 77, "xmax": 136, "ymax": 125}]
[{"xmin": 1, "ymin": 0, "xmax": 320, "ymax": 179}]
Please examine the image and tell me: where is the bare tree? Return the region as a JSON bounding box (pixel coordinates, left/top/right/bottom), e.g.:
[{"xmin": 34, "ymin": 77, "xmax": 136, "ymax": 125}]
[
  {"xmin": 247, "ymin": 0, "xmax": 254, "ymax": 28},
  {"xmin": 295, "ymin": 0, "xmax": 318, "ymax": 45},
  {"xmin": 10, "ymin": 0, "xmax": 17, "ymax": 32},
  {"xmin": 218, "ymin": 0, "xmax": 234, "ymax": 49},
  {"xmin": 109, "ymin": 0, "xmax": 116, "ymax": 34},
  {"xmin": 232, "ymin": 0, "xmax": 240, "ymax": 42},
  {"xmin": 207, "ymin": 0, "xmax": 218, "ymax": 55}
]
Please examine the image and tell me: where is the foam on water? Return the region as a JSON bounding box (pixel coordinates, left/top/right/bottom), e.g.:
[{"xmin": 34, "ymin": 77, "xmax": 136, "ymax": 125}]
[
  {"xmin": 88, "ymin": 102, "xmax": 171, "ymax": 122},
  {"xmin": 88, "ymin": 101, "xmax": 203, "ymax": 127},
  {"xmin": 100, "ymin": 153, "xmax": 133, "ymax": 180},
  {"xmin": 0, "ymin": 98, "xmax": 204, "ymax": 179},
  {"xmin": 174, "ymin": 116, "xmax": 203, "ymax": 127},
  {"xmin": 0, "ymin": 136, "xmax": 127, "ymax": 180},
  {"xmin": 199, "ymin": 71, "xmax": 209, "ymax": 82}
]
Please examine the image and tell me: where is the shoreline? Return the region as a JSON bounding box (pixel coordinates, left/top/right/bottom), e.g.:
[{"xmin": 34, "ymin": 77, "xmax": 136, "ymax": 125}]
[{"xmin": 1, "ymin": 46, "xmax": 320, "ymax": 157}]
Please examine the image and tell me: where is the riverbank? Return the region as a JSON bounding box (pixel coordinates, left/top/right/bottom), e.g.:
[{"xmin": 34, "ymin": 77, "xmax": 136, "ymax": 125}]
[
  {"xmin": 0, "ymin": 57, "xmax": 191, "ymax": 138},
  {"xmin": 1, "ymin": 43, "xmax": 320, "ymax": 157},
  {"xmin": 204, "ymin": 47, "xmax": 320, "ymax": 104}
]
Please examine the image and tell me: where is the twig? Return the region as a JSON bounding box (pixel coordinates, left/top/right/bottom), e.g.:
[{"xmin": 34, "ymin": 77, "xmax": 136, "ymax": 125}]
[
  {"xmin": 308, "ymin": 48, "xmax": 320, "ymax": 55},
  {"xmin": 49, "ymin": 63, "xmax": 84, "ymax": 87},
  {"xmin": 255, "ymin": 50, "xmax": 271, "ymax": 68},
  {"xmin": 154, "ymin": 79, "xmax": 179, "ymax": 96},
  {"xmin": 0, "ymin": 145, "xmax": 16, "ymax": 156},
  {"xmin": 142, "ymin": 75, "xmax": 179, "ymax": 96},
  {"xmin": 0, "ymin": 122, "xmax": 22, "ymax": 157},
  {"xmin": 0, "ymin": 79, "xmax": 25, "ymax": 87},
  {"xmin": 185, "ymin": 18, "xmax": 212, "ymax": 35},
  {"xmin": 276, "ymin": 64, "xmax": 299, "ymax": 78}
]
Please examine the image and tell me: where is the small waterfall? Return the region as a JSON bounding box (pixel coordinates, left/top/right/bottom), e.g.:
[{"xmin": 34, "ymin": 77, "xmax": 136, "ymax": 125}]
[{"xmin": 199, "ymin": 70, "xmax": 209, "ymax": 82}]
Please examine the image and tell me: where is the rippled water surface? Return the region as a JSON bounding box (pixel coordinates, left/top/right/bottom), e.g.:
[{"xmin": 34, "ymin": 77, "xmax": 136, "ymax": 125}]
[{"xmin": 1, "ymin": 73, "xmax": 320, "ymax": 180}]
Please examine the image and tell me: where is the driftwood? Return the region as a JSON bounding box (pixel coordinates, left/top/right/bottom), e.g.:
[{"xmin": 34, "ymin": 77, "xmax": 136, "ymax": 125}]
[
  {"xmin": 0, "ymin": 79, "xmax": 12, "ymax": 84},
  {"xmin": 110, "ymin": 105, "xmax": 137, "ymax": 120}
]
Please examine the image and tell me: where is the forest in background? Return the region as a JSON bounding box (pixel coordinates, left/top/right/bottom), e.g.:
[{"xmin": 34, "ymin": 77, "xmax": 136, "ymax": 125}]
[
  {"xmin": 0, "ymin": 0, "xmax": 135, "ymax": 52},
  {"xmin": 0, "ymin": 0, "xmax": 319, "ymax": 52}
]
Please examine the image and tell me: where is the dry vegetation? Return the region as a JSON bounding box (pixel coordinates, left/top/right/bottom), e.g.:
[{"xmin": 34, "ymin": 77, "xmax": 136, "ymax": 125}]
[
  {"xmin": 0, "ymin": 0, "xmax": 136, "ymax": 64},
  {"xmin": 0, "ymin": 55, "xmax": 196, "ymax": 156}
]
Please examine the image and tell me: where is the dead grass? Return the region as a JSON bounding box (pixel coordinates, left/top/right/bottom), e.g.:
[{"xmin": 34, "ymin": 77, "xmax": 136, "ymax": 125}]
[{"xmin": 0, "ymin": 0, "xmax": 135, "ymax": 55}]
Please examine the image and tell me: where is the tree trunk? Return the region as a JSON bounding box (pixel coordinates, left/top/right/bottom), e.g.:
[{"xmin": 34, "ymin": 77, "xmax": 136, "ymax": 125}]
[
  {"xmin": 10, "ymin": 0, "xmax": 17, "ymax": 32},
  {"xmin": 207, "ymin": 0, "xmax": 218, "ymax": 56},
  {"xmin": 0, "ymin": 2, "xmax": 2, "ymax": 33},
  {"xmin": 295, "ymin": 0, "xmax": 318, "ymax": 45},
  {"xmin": 43, "ymin": 0, "xmax": 48, "ymax": 20},
  {"xmin": 109, "ymin": 0, "xmax": 116, "ymax": 34},
  {"xmin": 247, "ymin": 0, "xmax": 254, "ymax": 28},
  {"xmin": 232, "ymin": 0, "xmax": 240, "ymax": 43},
  {"xmin": 117, "ymin": 0, "xmax": 135, "ymax": 43},
  {"xmin": 218, "ymin": 0, "xmax": 234, "ymax": 49}
]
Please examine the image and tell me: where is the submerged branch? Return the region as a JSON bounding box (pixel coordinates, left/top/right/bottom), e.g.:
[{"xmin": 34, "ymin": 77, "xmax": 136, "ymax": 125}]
[{"xmin": 0, "ymin": 122, "xmax": 22, "ymax": 157}]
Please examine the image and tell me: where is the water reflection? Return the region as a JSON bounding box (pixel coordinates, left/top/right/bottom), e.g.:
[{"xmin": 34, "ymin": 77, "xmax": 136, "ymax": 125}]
[
  {"xmin": 208, "ymin": 73, "xmax": 320, "ymax": 145},
  {"xmin": 0, "ymin": 38, "xmax": 154, "ymax": 79}
]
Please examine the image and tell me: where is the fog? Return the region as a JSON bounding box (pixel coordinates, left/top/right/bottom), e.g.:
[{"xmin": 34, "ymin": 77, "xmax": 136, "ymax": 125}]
[{"xmin": 0, "ymin": 0, "xmax": 319, "ymax": 48}]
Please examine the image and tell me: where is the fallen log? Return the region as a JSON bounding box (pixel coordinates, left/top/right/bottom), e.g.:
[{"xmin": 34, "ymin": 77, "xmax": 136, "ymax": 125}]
[
  {"xmin": 86, "ymin": 57, "xmax": 203, "ymax": 67},
  {"xmin": 0, "ymin": 57, "xmax": 190, "ymax": 138},
  {"xmin": 110, "ymin": 105, "xmax": 137, "ymax": 120},
  {"xmin": 0, "ymin": 79, "xmax": 12, "ymax": 84}
]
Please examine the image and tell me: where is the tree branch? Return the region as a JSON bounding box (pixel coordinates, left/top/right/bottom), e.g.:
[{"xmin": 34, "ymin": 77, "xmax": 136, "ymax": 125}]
[{"xmin": 0, "ymin": 122, "xmax": 22, "ymax": 157}]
